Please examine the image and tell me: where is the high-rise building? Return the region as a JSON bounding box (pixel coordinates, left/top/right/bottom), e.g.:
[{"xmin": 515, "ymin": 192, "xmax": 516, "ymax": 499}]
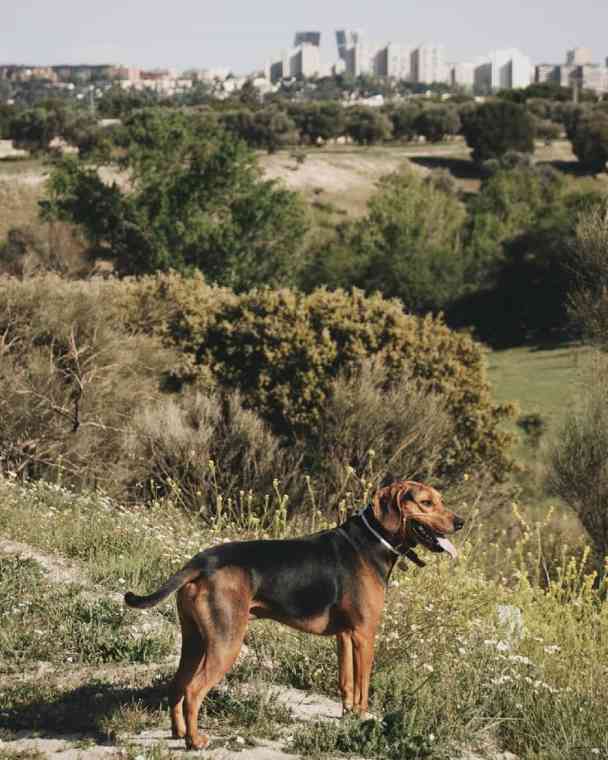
[
  {"xmin": 474, "ymin": 49, "xmax": 532, "ymax": 91},
  {"xmin": 374, "ymin": 43, "xmax": 412, "ymax": 79},
  {"xmin": 335, "ymin": 30, "xmax": 374, "ymax": 76},
  {"xmin": 580, "ymin": 64, "xmax": 608, "ymax": 94},
  {"xmin": 566, "ymin": 47, "xmax": 593, "ymax": 66},
  {"xmin": 294, "ymin": 32, "xmax": 321, "ymax": 48},
  {"xmin": 267, "ymin": 38, "xmax": 322, "ymax": 82},
  {"xmin": 535, "ymin": 64, "xmax": 560, "ymax": 84},
  {"xmin": 450, "ymin": 62, "xmax": 476, "ymax": 90},
  {"xmin": 411, "ymin": 44, "xmax": 447, "ymax": 84}
]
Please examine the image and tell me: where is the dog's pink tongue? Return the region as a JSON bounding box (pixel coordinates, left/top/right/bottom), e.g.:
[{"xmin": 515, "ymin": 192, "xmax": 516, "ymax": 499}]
[{"xmin": 437, "ymin": 537, "xmax": 457, "ymax": 559}]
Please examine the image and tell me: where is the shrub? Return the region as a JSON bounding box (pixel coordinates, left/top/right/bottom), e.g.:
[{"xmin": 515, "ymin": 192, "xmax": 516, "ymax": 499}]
[
  {"xmin": 570, "ymin": 112, "xmax": 608, "ymax": 172},
  {"xmin": 0, "ymin": 222, "xmax": 91, "ymax": 279},
  {"xmin": 0, "ymin": 276, "xmax": 174, "ymax": 495},
  {"xmin": 546, "ymin": 354, "xmax": 608, "ymax": 566},
  {"xmin": 196, "ymin": 288, "xmax": 514, "ymax": 481},
  {"xmin": 567, "ymin": 201, "xmax": 608, "ymax": 347},
  {"xmin": 312, "ymin": 358, "xmax": 455, "ymax": 505},
  {"xmin": 461, "ymin": 101, "xmax": 536, "ymax": 164},
  {"xmin": 128, "ymin": 389, "xmax": 295, "ymax": 515}
]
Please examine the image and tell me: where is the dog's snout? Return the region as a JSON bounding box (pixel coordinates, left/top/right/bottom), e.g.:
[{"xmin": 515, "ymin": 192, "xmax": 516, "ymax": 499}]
[{"xmin": 453, "ymin": 515, "xmax": 465, "ymax": 531}]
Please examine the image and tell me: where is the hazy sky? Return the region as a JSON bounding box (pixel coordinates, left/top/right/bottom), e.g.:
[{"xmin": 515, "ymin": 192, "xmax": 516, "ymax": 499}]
[{"xmin": 4, "ymin": 0, "xmax": 608, "ymax": 73}]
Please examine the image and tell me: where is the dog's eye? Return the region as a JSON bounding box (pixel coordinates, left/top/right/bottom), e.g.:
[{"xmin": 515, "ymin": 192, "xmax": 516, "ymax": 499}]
[{"xmin": 420, "ymin": 500, "xmax": 433, "ymax": 508}]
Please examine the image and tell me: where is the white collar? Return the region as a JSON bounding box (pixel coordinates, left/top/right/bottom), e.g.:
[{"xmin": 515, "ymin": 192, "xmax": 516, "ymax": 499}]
[{"xmin": 357, "ymin": 506, "xmax": 402, "ymax": 557}]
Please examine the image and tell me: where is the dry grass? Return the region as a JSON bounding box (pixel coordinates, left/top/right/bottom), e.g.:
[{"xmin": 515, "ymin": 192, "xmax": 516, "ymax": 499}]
[{"xmin": 0, "ymin": 183, "xmax": 44, "ymax": 242}]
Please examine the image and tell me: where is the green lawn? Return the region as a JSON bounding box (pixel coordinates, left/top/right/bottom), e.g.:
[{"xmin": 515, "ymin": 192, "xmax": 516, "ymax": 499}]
[{"xmin": 486, "ymin": 342, "xmax": 592, "ymax": 432}]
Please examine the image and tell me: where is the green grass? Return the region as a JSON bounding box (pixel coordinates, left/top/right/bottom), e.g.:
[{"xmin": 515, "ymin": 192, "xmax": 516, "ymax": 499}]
[
  {"xmin": 486, "ymin": 342, "xmax": 592, "ymax": 434},
  {"xmin": 0, "ymin": 556, "xmax": 175, "ymax": 673}
]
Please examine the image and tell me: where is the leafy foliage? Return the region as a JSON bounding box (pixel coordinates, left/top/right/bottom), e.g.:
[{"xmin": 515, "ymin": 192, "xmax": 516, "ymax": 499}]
[
  {"xmin": 570, "ymin": 111, "xmax": 608, "ymax": 172},
  {"xmin": 461, "ymin": 101, "xmax": 536, "ymax": 163},
  {"xmin": 345, "ymin": 106, "xmax": 393, "ymax": 145},
  {"xmin": 194, "ymin": 287, "xmax": 514, "ymax": 480},
  {"xmin": 303, "ymin": 167, "xmax": 467, "ymax": 315},
  {"xmin": 546, "ymin": 354, "xmax": 608, "ymax": 565},
  {"xmin": 414, "ymin": 105, "xmax": 460, "ymax": 143},
  {"xmin": 567, "ymin": 201, "xmax": 608, "ymax": 346},
  {"xmin": 42, "ymin": 109, "xmax": 309, "ymax": 288},
  {"xmin": 287, "ymin": 101, "xmax": 346, "ymax": 143}
]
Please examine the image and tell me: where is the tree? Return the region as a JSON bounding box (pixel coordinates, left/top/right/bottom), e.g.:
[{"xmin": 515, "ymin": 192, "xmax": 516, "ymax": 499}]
[
  {"xmin": 302, "ymin": 168, "xmax": 467, "ymax": 314},
  {"xmin": 220, "ymin": 107, "xmax": 298, "ymax": 152},
  {"xmin": 288, "ymin": 102, "xmax": 346, "ymax": 144},
  {"xmin": 570, "ymin": 112, "xmax": 608, "ymax": 172},
  {"xmin": 464, "ymin": 163, "xmax": 566, "ymax": 288},
  {"xmin": 42, "ymin": 109, "xmax": 309, "ymax": 289},
  {"xmin": 461, "ymin": 101, "xmax": 536, "ymax": 164},
  {"xmin": 8, "ymin": 106, "xmax": 64, "ymax": 154},
  {"xmin": 414, "ymin": 106, "xmax": 461, "ymax": 143},
  {"xmin": 0, "ymin": 104, "xmax": 13, "ymax": 139},
  {"xmin": 387, "ymin": 104, "xmax": 420, "ymax": 141},
  {"xmin": 345, "ymin": 106, "xmax": 393, "ymax": 145}
]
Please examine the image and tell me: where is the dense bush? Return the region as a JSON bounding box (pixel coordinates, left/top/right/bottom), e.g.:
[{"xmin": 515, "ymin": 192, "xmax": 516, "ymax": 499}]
[
  {"xmin": 546, "ymin": 354, "xmax": 608, "ymax": 566},
  {"xmin": 0, "ymin": 275, "xmax": 515, "ymax": 507},
  {"xmin": 0, "ymin": 276, "xmax": 174, "ymax": 492},
  {"xmin": 570, "ymin": 111, "xmax": 608, "ymax": 172},
  {"xmin": 302, "ymin": 168, "xmax": 467, "ymax": 314},
  {"xmin": 193, "ymin": 287, "xmax": 514, "ymax": 481},
  {"xmin": 567, "ymin": 201, "xmax": 608, "ymax": 346},
  {"xmin": 461, "ymin": 101, "xmax": 536, "ymax": 164}
]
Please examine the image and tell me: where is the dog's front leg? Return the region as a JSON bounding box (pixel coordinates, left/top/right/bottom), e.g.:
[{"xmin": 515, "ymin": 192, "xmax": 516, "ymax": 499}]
[
  {"xmin": 336, "ymin": 632, "xmax": 354, "ymax": 714},
  {"xmin": 352, "ymin": 629, "xmax": 375, "ymax": 715}
]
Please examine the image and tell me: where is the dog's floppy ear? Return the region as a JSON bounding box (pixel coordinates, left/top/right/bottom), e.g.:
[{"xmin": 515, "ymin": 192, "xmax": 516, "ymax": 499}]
[{"xmin": 372, "ymin": 484, "xmax": 402, "ymax": 534}]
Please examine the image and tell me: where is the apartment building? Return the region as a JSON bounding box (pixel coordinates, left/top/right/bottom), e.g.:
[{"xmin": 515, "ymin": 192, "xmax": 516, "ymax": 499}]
[
  {"xmin": 267, "ymin": 33, "xmax": 323, "ymax": 82},
  {"xmin": 411, "ymin": 44, "xmax": 447, "ymax": 84},
  {"xmin": 474, "ymin": 49, "xmax": 532, "ymax": 92},
  {"xmin": 450, "ymin": 61, "xmax": 476, "ymax": 90},
  {"xmin": 566, "ymin": 47, "xmax": 593, "ymax": 66},
  {"xmin": 374, "ymin": 42, "xmax": 412, "ymax": 79}
]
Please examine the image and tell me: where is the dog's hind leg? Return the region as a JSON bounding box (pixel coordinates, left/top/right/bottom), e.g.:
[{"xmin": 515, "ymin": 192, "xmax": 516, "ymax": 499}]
[
  {"xmin": 169, "ymin": 598, "xmax": 203, "ymax": 740},
  {"xmin": 179, "ymin": 573, "xmax": 251, "ymax": 751}
]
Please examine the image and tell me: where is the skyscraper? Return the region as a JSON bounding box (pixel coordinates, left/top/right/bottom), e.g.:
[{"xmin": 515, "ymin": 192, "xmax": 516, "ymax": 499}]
[
  {"xmin": 411, "ymin": 44, "xmax": 447, "ymax": 84},
  {"xmin": 294, "ymin": 32, "xmax": 321, "ymax": 48}
]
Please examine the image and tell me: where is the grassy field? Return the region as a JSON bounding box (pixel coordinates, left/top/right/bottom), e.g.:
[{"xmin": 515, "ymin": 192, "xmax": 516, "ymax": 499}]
[{"xmin": 486, "ymin": 342, "xmax": 592, "ymax": 434}]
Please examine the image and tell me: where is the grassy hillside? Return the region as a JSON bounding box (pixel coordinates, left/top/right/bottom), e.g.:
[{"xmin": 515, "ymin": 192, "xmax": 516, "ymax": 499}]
[{"xmin": 0, "ymin": 476, "xmax": 606, "ymax": 759}]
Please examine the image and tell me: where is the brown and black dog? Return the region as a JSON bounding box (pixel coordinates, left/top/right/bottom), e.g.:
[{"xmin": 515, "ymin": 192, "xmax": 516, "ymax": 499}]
[{"xmin": 125, "ymin": 479, "xmax": 463, "ymax": 750}]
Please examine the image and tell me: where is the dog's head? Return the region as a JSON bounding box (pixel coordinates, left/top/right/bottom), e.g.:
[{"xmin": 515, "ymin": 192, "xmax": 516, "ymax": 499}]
[{"xmin": 371, "ymin": 480, "xmax": 464, "ymax": 559}]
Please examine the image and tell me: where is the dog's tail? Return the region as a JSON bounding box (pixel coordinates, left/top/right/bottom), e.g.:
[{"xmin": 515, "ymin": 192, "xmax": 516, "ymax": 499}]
[{"xmin": 124, "ymin": 565, "xmax": 202, "ymax": 609}]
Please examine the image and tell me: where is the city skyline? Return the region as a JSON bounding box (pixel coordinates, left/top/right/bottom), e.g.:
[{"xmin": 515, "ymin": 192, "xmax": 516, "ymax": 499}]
[{"xmin": 3, "ymin": 0, "xmax": 608, "ymax": 73}]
